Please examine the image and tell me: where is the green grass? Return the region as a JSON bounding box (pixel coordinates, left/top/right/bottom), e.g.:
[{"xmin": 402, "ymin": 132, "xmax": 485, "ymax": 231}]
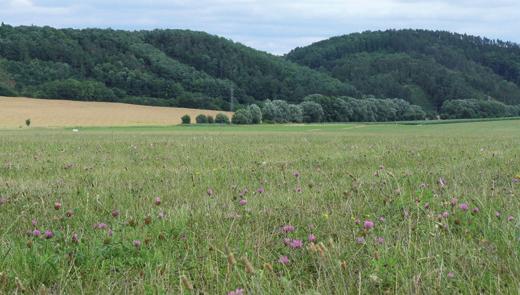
[{"xmin": 0, "ymin": 120, "xmax": 519, "ymax": 294}]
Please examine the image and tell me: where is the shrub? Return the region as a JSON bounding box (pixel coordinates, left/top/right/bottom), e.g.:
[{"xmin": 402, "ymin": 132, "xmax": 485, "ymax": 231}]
[
  {"xmin": 207, "ymin": 115, "xmax": 214, "ymax": 124},
  {"xmin": 232, "ymin": 109, "xmax": 252, "ymax": 124},
  {"xmin": 181, "ymin": 114, "xmax": 191, "ymax": 124},
  {"xmin": 300, "ymin": 101, "xmax": 324, "ymax": 123},
  {"xmin": 25, "ymin": 118, "xmax": 31, "ymax": 127},
  {"xmin": 288, "ymin": 104, "xmax": 303, "ymax": 123},
  {"xmin": 248, "ymin": 104, "xmax": 262, "ymax": 124},
  {"xmin": 195, "ymin": 114, "xmax": 208, "ymax": 124},
  {"xmin": 215, "ymin": 113, "xmax": 230, "ymax": 124}
]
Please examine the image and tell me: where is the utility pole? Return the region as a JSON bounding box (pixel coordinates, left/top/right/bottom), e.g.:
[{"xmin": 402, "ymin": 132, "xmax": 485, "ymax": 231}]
[{"xmin": 230, "ymin": 87, "xmax": 234, "ymax": 112}]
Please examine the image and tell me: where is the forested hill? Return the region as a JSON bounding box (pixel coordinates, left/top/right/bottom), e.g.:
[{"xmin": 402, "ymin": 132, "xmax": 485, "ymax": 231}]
[
  {"xmin": 1, "ymin": 25, "xmax": 520, "ymax": 113},
  {"xmin": 286, "ymin": 29, "xmax": 520, "ymax": 111},
  {"xmin": 0, "ymin": 25, "xmax": 355, "ymax": 110}
]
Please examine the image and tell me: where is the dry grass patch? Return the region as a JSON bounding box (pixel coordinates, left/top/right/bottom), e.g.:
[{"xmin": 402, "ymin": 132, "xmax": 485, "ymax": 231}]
[{"xmin": 0, "ymin": 96, "xmax": 232, "ymax": 127}]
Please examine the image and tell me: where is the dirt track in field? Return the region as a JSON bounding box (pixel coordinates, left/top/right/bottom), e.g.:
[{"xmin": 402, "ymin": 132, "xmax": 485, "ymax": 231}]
[{"xmin": 0, "ymin": 96, "xmax": 233, "ymax": 127}]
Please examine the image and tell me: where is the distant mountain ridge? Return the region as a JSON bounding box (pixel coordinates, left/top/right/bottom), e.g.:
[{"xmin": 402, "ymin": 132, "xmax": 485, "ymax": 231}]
[{"xmin": 1, "ymin": 25, "xmax": 519, "ymax": 112}]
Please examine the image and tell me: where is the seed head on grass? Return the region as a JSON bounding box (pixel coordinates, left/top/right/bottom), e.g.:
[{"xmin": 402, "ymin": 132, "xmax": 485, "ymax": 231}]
[{"xmin": 180, "ymin": 275, "xmax": 193, "ymax": 291}]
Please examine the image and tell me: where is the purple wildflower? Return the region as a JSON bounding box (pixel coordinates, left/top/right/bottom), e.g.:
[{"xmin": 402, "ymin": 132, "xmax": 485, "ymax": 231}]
[
  {"xmin": 459, "ymin": 203, "xmax": 469, "ymax": 211},
  {"xmin": 94, "ymin": 223, "xmax": 108, "ymax": 230},
  {"xmin": 31, "ymin": 219, "xmax": 37, "ymax": 226},
  {"xmin": 112, "ymin": 209, "xmax": 120, "ymax": 218},
  {"xmin": 447, "ymin": 272, "xmax": 455, "ymax": 279},
  {"xmin": 54, "ymin": 202, "xmax": 62, "ymax": 210},
  {"xmin": 378, "ymin": 216, "xmax": 385, "ymax": 222},
  {"xmin": 442, "ymin": 211, "xmax": 449, "ymax": 218},
  {"xmin": 72, "ymin": 233, "xmax": 79, "ymax": 243},
  {"xmin": 257, "ymin": 187, "xmax": 265, "ymax": 194},
  {"xmin": 133, "ymin": 240, "xmax": 141, "ymax": 249},
  {"xmin": 207, "ymin": 188, "xmax": 214, "ymax": 197},
  {"xmin": 508, "ymin": 216, "xmax": 514, "ymax": 222},
  {"xmin": 495, "ymin": 211, "xmax": 501, "ymax": 218},
  {"xmin": 289, "ymin": 239, "xmax": 303, "ymax": 249},
  {"xmin": 472, "ymin": 207, "xmax": 480, "ymax": 214},
  {"xmin": 278, "ymin": 255, "xmax": 289, "ymax": 265},
  {"xmin": 363, "ymin": 220, "xmax": 375, "ymax": 230},
  {"xmin": 375, "ymin": 237, "xmax": 385, "ymax": 245},
  {"xmin": 239, "ymin": 199, "xmax": 247, "ymax": 206},
  {"xmin": 424, "ymin": 202, "xmax": 430, "ymax": 209},
  {"xmin": 282, "ymin": 225, "xmax": 295, "ymax": 233},
  {"xmin": 308, "ymin": 234, "xmax": 316, "ymax": 242},
  {"xmin": 32, "ymin": 229, "xmax": 41, "ymax": 237},
  {"xmin": 293, "ymin": 171, "xmax": 300, "ymax": 178},
  {"xmin": 356, "ymin": 237, "xmax": 366, "ymax": 244},
  {"xmin": 155, "ymin": 197, "xmax": 161, "ymax": 205},
  {"xmin": 228, "ymin": 288, "xmax": 244, "ymax": 295},
  {"xmin": 450, "ymin": 198, "xmax": 458, "ymax": 207},
  {"xmin": 295, "ymin": 186, "xmax": 302, "ymax": 193},
  {"xmin": 44, "ymin": 230, "xmax": 54, "ymax": 239}
]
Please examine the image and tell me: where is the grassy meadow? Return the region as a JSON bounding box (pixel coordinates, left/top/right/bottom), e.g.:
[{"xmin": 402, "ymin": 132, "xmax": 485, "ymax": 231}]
[{"xmin": 0, "ymin": 121, "xmax": 519, "ymax": 294}]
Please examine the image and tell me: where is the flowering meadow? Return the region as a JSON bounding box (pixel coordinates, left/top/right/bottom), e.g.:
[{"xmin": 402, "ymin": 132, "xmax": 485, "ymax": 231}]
[{"xmin": 0, "ymin": 121, "xmax": 519, "ymax": 294}]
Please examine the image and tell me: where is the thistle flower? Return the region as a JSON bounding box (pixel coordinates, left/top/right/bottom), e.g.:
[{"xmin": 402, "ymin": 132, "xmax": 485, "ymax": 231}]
[
  {"xmin": 378, "ymin": 216, "xmax": 385, "ymax": 222},
  {"xmin": 354, "ymin": 218, "xmax": 361, "ymax": 225},
  {"xmin": 295, "ymin": 186, "xmax": 302, "ymax": 193},
  {"xmin": 112, "ymin": 209, "xmax": 120, "ymax": 218},
  {"xmin": 257, "ymin": 187, "xmax": 265, "ymax": 194},
  {"xmin": 154, "ymin": 197, "xmax": 161, "ymax": 205},
  {"xmin": 495, "ymin": 211, "xmax": 501, "ymax": 218},
  {"xmin": 282, "ymin": 225, "xmax": 295, "ymax": 233},
  {"xmin": 278, "ymin": 255, "xmax": 289, "ymax": 265},
  {"xmin": 375, "ymin": 237, "xmax": 385, "ymax": 245},
  {"xmin": 239, "ymin": 199, "xmax": 247, "ymax": 206},
  {"xmin": 33, "ymin": 229, "xmax": 41, "ymax": 237},
  {"xmin": 364, "ymin": 220, "xmax": 374, "ymax": 230},
  {"xmin": 424, "ymin": 202, "xmax": 430, "ymax": 209},
  {"xmin": 72, "ymin": 233, "xmax": 79, "ymax": 243},
  {"xmin": 472, "ymin": 207, "xmax": 480, "ymax": 214},
  {"xmin": 508, "ymin": 216, "xmax": 514, "ymax": 222},
  {"xmin": 442, "ymin": 211, "xmax": 449, "ymax": 218},
  {"xmin": 459, "ymin": 203, "xmax": 469, "ymax": 211},
  {"xmin": 207, "ymin": 188, "xmax": 214, "ymax": 196},
  {"xmin": 31, "ymin": 219, "xmax": 37, "ymax": 226},
  {"xmin": 44, "ymin": 230, "xmax": 54, "ymax": 239},
  {"xmin": 356, "ymin": 237, "xmax": 366, "ymax": 244},
  {"xmin": 308, "ymin": 234, "xmax": 316, "ymax": 242},
  {"xmin": 54, "ymin": 202, "xmax": 62, "ymax": 210},
  {"xmin": 293, "ymin": 171, "xmax": 300, "ymax": 178}
]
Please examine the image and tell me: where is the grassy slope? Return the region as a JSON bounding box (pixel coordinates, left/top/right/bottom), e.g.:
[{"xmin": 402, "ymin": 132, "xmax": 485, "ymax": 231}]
[{"xmin": 0, "ymin": 120, "xmax": 519, "ymax": 293}]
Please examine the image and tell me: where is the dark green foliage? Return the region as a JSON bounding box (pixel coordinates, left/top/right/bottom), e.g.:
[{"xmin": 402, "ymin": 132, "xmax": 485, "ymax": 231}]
[
  {"xmin": 287, "ymin": 29, "xmax": 520, "ymax": 111},
  {"xmin": 181, "ymin": 114, "xmax": 191, "ymax": 124},
  {"xmin": 303, "ymin": 94, "xmax": 352, "ymax": 122},
  {"xmin": 207, "ymin": 115, "xmax": 214, "ymax": 124},
  {"xmin": 300, "ymin": 101, "xmax": 324, "ymax": 123},
  {"xmin": 195, "ymin": 114, "xmax": 208, "ymax": 124},
  {"xmin": 0, "ymin": 25, "xmax": 355, "ymax": 110},
  {"xmin": 215, "ymin": 113, "xmax": 230, "ymax": 124},
  {"xmin": 288, "ymin": 104, "xmax": 303, "ymax": 123},
  {"xmin": 440, "ymin": 99, "xmax": 520, "ymax": 119},
  {"xmin": 25, "ymin": 118, "xmax": 31, "ymax": 127},
  {"xmin": 232, "ymin": 109, "xmax": 252, "ymax": 124},
  {"xmin": 248, "ymin": 104, "xmax": 262, "ymax": 124}
]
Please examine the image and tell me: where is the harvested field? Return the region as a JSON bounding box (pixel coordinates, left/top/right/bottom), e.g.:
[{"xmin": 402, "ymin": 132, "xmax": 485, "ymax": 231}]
[{"xmin": 0, "ymin": 96, "xmax": 232, "ymax": 127}]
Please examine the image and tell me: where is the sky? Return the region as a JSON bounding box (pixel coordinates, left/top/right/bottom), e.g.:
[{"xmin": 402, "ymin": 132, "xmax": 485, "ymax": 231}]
[{"xmin": 1, "ymin": 0, "xmax": 519, "ymax": 55}]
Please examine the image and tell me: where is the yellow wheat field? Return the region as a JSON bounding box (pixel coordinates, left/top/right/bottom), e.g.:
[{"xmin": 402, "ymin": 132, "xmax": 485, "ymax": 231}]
[{"xmin": 0, "ymin": 96, "xmax": 233, "ymax": 128}]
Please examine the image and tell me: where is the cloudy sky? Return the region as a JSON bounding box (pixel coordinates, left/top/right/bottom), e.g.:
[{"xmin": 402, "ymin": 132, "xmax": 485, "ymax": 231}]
[{"xmin": 1, "ymin": 0, "xmax": 519, "ymax": 54}]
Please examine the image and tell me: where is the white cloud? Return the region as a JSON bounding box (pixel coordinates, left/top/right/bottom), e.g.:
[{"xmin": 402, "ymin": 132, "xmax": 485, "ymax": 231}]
[{"xmin": 0, "ymin": 0, "xmax": 519, "ymax": 54}]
